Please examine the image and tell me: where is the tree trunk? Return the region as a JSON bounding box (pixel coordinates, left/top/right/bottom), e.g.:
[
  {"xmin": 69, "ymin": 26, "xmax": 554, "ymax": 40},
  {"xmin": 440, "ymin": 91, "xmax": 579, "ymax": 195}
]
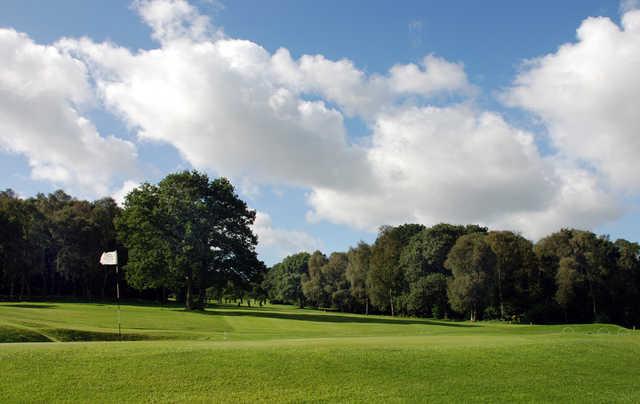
[
  {"xmin": 497, "ymin": 267, "xmax": 504, "ymax": 319},
  {"xmin": 101, "ymin": 271, "xmax": 108, "ymax": 300},
  {"xmin": 365, "ymin": 298, "xmax": 369, "ymax": 316},
  {"xmin": 42, "ymin": 271, "xmax": 48, "ymax": 297},
  {"xmin": 587, "ymin": 277, "xmax": 597, "ymax": 320},
  {"xmin": 185, "ymin": 273, "xmax": 193, "ymax": 310},
  {"xmin": 19, "ymin": 276, "xmax": 25, "ymax": 300},
  {"xmin": 389, "ymin": 290, "xmax": 394, "ymax": 317}
]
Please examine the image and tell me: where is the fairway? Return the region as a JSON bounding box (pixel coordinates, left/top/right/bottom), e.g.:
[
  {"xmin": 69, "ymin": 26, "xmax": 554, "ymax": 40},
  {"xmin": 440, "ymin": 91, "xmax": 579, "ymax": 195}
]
[{"xmin": 0, "ymin": 302, "xmax": 638, "ymax": 403}]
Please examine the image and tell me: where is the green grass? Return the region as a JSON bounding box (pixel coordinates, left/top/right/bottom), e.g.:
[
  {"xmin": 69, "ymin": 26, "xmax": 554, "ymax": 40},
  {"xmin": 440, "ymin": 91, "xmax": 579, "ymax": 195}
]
[{"xmin": 0, "ymin": 301, "xmax": 638, "ymax": 402}]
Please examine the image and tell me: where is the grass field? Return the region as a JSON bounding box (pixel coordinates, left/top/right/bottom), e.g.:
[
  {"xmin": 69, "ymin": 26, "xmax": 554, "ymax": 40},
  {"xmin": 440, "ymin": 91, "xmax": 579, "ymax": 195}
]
[{"xmin": 1, "ymin": 301, "xmax": 638, "ymax": 403}]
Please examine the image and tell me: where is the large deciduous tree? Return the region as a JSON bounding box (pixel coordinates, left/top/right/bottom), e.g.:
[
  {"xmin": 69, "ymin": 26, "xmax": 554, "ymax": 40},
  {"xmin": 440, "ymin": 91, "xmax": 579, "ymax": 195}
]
[
  {"xmin": 369, "ymin": 224, "xmax": 424, "ymax": 316},
  {"xmin": 445, "ymin": 233, "xmax": 496, "ymax": 321},
  {"xmin": 116, "ymin": 171, "xmax": 262, "ymax": 310},
  {"xmin": 266, "ymin": 252, "xmax": 310, "ymax": 307},
  {"xmin": 485, "ymin": 231, "xmax": 537, "ymax": 319},
  {"xmin": 301, "ymin": 250, "xmax": 329, "ymax": 307},
  {"xmin": 346, "ymin": 242, "xmax": 371, "ymax": 314}
]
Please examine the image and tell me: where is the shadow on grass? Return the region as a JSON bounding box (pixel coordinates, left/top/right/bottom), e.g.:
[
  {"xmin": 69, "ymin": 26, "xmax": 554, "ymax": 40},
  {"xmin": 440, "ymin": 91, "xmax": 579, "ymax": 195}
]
[
  {"xmin": 197, "ymin": 309, "xmax": 476, "ymax": 327},
  {"xmin": 3, "ymin": 304, "xmax": 57, "ymax": 309},
  {"xmin": 46, "ymin": 328, "xmax": 155, "ymax": 342}
]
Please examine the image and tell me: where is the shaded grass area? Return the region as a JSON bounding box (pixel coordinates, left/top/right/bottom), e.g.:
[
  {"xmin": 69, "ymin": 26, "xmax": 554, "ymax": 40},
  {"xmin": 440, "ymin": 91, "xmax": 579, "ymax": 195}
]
[{"xmin": 0, "ymin": 325, "xmax": 51, "ymax": 343}]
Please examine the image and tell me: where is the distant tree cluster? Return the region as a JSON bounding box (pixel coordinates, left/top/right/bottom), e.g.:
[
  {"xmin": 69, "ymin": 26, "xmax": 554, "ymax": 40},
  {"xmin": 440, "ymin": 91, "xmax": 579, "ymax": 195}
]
[
  {"xmin": 267, "ymin": 224, "xmax": 640, "ymax": 326},
  {"xmin": 0, "ymin": 171, "xmax": 265, "ymax": 310},
  {"xmin": 0, "ymin": 189, "xmax": 120, "ymax": 299}
]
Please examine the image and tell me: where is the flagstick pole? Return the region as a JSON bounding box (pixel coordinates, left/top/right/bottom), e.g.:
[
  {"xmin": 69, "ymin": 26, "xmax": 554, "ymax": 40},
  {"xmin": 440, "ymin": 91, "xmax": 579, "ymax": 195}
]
[{"xmin": 116, "ymin": 264, "xmax": 121, "ymax": 340}]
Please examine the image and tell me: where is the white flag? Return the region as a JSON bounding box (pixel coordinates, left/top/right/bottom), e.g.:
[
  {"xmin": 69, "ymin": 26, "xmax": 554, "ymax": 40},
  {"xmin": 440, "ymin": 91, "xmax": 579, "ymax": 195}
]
[{"xmin": 100, "ymin": 251, "xmax": 118, "ymax": 265}]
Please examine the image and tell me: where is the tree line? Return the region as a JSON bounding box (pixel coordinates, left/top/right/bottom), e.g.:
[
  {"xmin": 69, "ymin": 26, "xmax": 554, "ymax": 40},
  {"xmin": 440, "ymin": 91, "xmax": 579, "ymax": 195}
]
[
  {"xmin": 0, "ymin": 171, "xmax": 265, "ymax": 309},
  {"xmin": 266, "ymin": 224, "xmax": 640, "ymax": 326},
  {"xmin": 2, "ymin": 171, "xmax": 639, "ymax": 326}
]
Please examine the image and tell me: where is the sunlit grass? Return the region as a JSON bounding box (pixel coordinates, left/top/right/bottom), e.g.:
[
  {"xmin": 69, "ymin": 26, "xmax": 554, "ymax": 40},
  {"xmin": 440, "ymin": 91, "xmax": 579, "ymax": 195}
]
[{"xmin": 0, "ymin": 301, "xmax": 638, "ymax": 402}]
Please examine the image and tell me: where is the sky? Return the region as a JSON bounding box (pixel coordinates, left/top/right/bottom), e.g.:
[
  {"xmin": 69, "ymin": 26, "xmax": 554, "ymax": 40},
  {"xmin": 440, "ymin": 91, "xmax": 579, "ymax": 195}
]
[{"xmin": 1, "ymin": 0, "xmax": 640, "ymax": 265}]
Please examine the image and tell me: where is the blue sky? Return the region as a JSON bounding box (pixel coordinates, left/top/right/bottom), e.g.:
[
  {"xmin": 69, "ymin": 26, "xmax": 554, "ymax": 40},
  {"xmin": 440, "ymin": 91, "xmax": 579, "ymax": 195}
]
[{"xmin": 1, "ymin": 0, "xmax": 639, "ymax": 265}]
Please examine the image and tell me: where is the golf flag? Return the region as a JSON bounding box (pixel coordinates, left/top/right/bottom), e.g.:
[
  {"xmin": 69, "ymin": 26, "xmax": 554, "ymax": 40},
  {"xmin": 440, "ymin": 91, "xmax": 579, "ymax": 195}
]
[{"xmin": 100, "ymin": 251, "xmax": 118, "ymax": 265}]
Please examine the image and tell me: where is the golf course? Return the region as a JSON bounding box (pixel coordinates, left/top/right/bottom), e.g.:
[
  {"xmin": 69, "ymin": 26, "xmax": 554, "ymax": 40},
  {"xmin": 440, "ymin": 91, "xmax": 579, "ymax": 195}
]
[{"xmin": 1, "ymin": 301, "xmax": 638, "ymax": 403}]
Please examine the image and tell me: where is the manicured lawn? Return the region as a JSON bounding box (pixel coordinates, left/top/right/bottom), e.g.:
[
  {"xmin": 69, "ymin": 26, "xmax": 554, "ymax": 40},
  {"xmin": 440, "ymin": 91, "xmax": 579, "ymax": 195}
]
[{"xmin": 0, "ymin": 301, "xmax": 638, "ymax": 402}]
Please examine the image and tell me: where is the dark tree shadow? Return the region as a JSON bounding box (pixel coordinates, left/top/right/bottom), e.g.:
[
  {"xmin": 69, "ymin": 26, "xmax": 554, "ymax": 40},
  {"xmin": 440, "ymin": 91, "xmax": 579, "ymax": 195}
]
[
  {"xmin": 2, "ymin": 304, "xmax": 57, "ymax": 309},
  {"xmin": 197, "ymin": 309, "xmax": 477, "ymax": 327}
]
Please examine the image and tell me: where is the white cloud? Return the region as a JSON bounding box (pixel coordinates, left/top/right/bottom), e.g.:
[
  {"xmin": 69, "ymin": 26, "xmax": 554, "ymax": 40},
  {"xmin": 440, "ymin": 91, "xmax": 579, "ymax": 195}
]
[
  {"xmin": 271, "ymin": 49, "xmax": 473, "ymax": 119},
  {"xmin": 388, "ymin": 54, "xmax": 474, "ymax": 97},
  {"xmin": 57, "ymin": 0, "xmax": 624, "ymax": 239},
  {"xmin": 56, "ymin": 0, "xmax": 477, "ymax": 196},
  {"xmin": 133, "ymin": 0, "xmax": 216, "ymax": 43},
  {"xmin": 307, "ymin": 105, "xmax": 619, "ymax": 238},
  {"xmin": 253, "ymin": 211, "xmax": 322, "ymax": 261},
  {"xmin": 504, "ymin": 10, "xmax": 640, "ymax": 191},
  {"xmin": 0, "ymin": 29, "xmax": 138, "ymax": 197},
  {"xmin": 112, "ymin": 180, "xmax": 141, "ymax": 206},
  {"xmin": 2, "ymin": 0, "xmax": 629, "ymax": 242}
]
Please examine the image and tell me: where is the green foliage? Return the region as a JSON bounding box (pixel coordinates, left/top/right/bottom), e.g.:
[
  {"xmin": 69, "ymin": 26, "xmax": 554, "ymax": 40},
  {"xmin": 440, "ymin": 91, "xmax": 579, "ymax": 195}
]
[
  {"xmin": 404, "ymin": 273, "xmax": 448, "ymax": 318},
  {"xmin": 445, "ymin": 233, "xmax": 496, "ymax": 321},
  {"xmin": 116, "ymin": 171, "xmax": 262, "ymax": 310},
  {"xmin": 368, "ymin": 225, "xmax": 422, "ymax": 316},
  {"xmin": 301, "ymin": 250, "xmax": 328, "ymax": 307},
  {"xmin": 322, "ymin": 252, "xmax": 352, "ymax": 311},
  {"xmin": 346, "ymin": 242, "xmax": 371, "ymax": 313},
  {"xmin": 485, "ymin": 231, "xmax": 538, "ymax": 319},
  {"xmin": 267, "ymin": 252, "xmax": 310, "ymax": 307},
  {"xmin": 2, "ymin": 175, "xmax": 640, "ymax": 328}
]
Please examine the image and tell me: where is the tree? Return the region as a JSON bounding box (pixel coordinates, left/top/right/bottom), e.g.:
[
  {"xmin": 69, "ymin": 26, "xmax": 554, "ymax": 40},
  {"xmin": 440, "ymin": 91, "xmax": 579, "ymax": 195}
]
[
  {"xmin": 369, "ymin": 225, "xmax": 423, "ymax": 316},
  {"xmin": 535, "ymin": 229, "xmax": 616, "ymax": 322},
  {"xmin": 555, "ymin": 257, "xmax": 580, "ymax": 321},
  {"xmin": 322, "ymin": 252, "xmax": 351, "ymax": 311},
  {"xmin": 346, "ymin": 242, "xmax": 371, "ymax": 314},
  {"xmin": 405, "ymin": 273, "xmax": 448, "ymax": 318},
  {"xmin": 485, "ymin": 231, "xmax": 537, "ymax": 319},
  {"xmin": 267, "ymin": 253, "xmax": 310, "ymax": 307},
  {"xmin": 399, "ymin": 223, "xmax": 486, "ymax": 317},
  {"xmin": 301, "ymin": 250, "xmax": 328, "ymax": 307},
  {"xmin": 116, "ymin": 171, "xmax": 262, "ymax": 310},
  {"xmin": 445, "ymin": 233, "xmax": 496, "ymax": 321},
  {"xmin": 400, "ymin": 224, "xmax": 470, "ymax": 282},
  {"xmin": 613, "ymin": 239, "xmax": 640, "ymax": 326}
]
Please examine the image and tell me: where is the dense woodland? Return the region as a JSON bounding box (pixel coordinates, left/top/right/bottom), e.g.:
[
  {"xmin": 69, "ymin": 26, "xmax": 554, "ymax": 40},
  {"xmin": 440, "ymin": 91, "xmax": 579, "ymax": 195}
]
[
  {"xmin": 269, "ymin": 224, "xmax": 640, "ymax": 326},
  {"xmin": 1, "ymin": 171, "xmax": 639, "ymax": 326}
]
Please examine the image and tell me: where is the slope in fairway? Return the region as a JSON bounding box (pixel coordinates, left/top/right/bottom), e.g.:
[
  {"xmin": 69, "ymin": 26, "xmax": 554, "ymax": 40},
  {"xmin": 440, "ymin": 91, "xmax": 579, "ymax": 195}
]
[{"xmin": 0, "ymin": 302, "xmax": 638, "ymax": 403}]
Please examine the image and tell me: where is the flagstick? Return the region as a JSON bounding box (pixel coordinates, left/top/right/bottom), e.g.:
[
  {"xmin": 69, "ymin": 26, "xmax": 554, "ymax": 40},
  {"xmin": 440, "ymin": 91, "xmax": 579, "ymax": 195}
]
[{"xmin": 116, "ymin": 264, "xmax": 121, "ymax": 340}]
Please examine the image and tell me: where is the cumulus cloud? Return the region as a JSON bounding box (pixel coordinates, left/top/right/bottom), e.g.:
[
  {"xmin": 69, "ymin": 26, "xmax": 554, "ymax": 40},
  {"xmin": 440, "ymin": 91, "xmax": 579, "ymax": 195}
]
[
  {"xmin": 253, "ymin": 211, "xmax": 322, "ymax": 260},
  {"xmin": 56, "ymin": 0, "xmax": 476, "ymax": 194},
  {"xmin": 388, "ymin": 54, "xmax": 474, "ymax": 97},
  {"xmin": 133, "ymin": 0, "xmax": 215, "ymax": 43},
  {"xmin": 112, "ymin": 179, "xmax": 141, "ymax": 206},
  {"xmin": 56, "ymin": 0, "xmax": 625, "ymax": 239},
  {"xmin": 0, "ymin": 29, "xmax": 138, "ymax": 196},
  {"xmin": 505, "ymin": 10, "xmax": 640, "ymax": 191},
  {"xmin": 307, "ymin": 105, "xmax": 619, "ymax": 238},
  {"xmin": 2, "ymin": 0, "xmax": 631, "ymax": 242}
]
